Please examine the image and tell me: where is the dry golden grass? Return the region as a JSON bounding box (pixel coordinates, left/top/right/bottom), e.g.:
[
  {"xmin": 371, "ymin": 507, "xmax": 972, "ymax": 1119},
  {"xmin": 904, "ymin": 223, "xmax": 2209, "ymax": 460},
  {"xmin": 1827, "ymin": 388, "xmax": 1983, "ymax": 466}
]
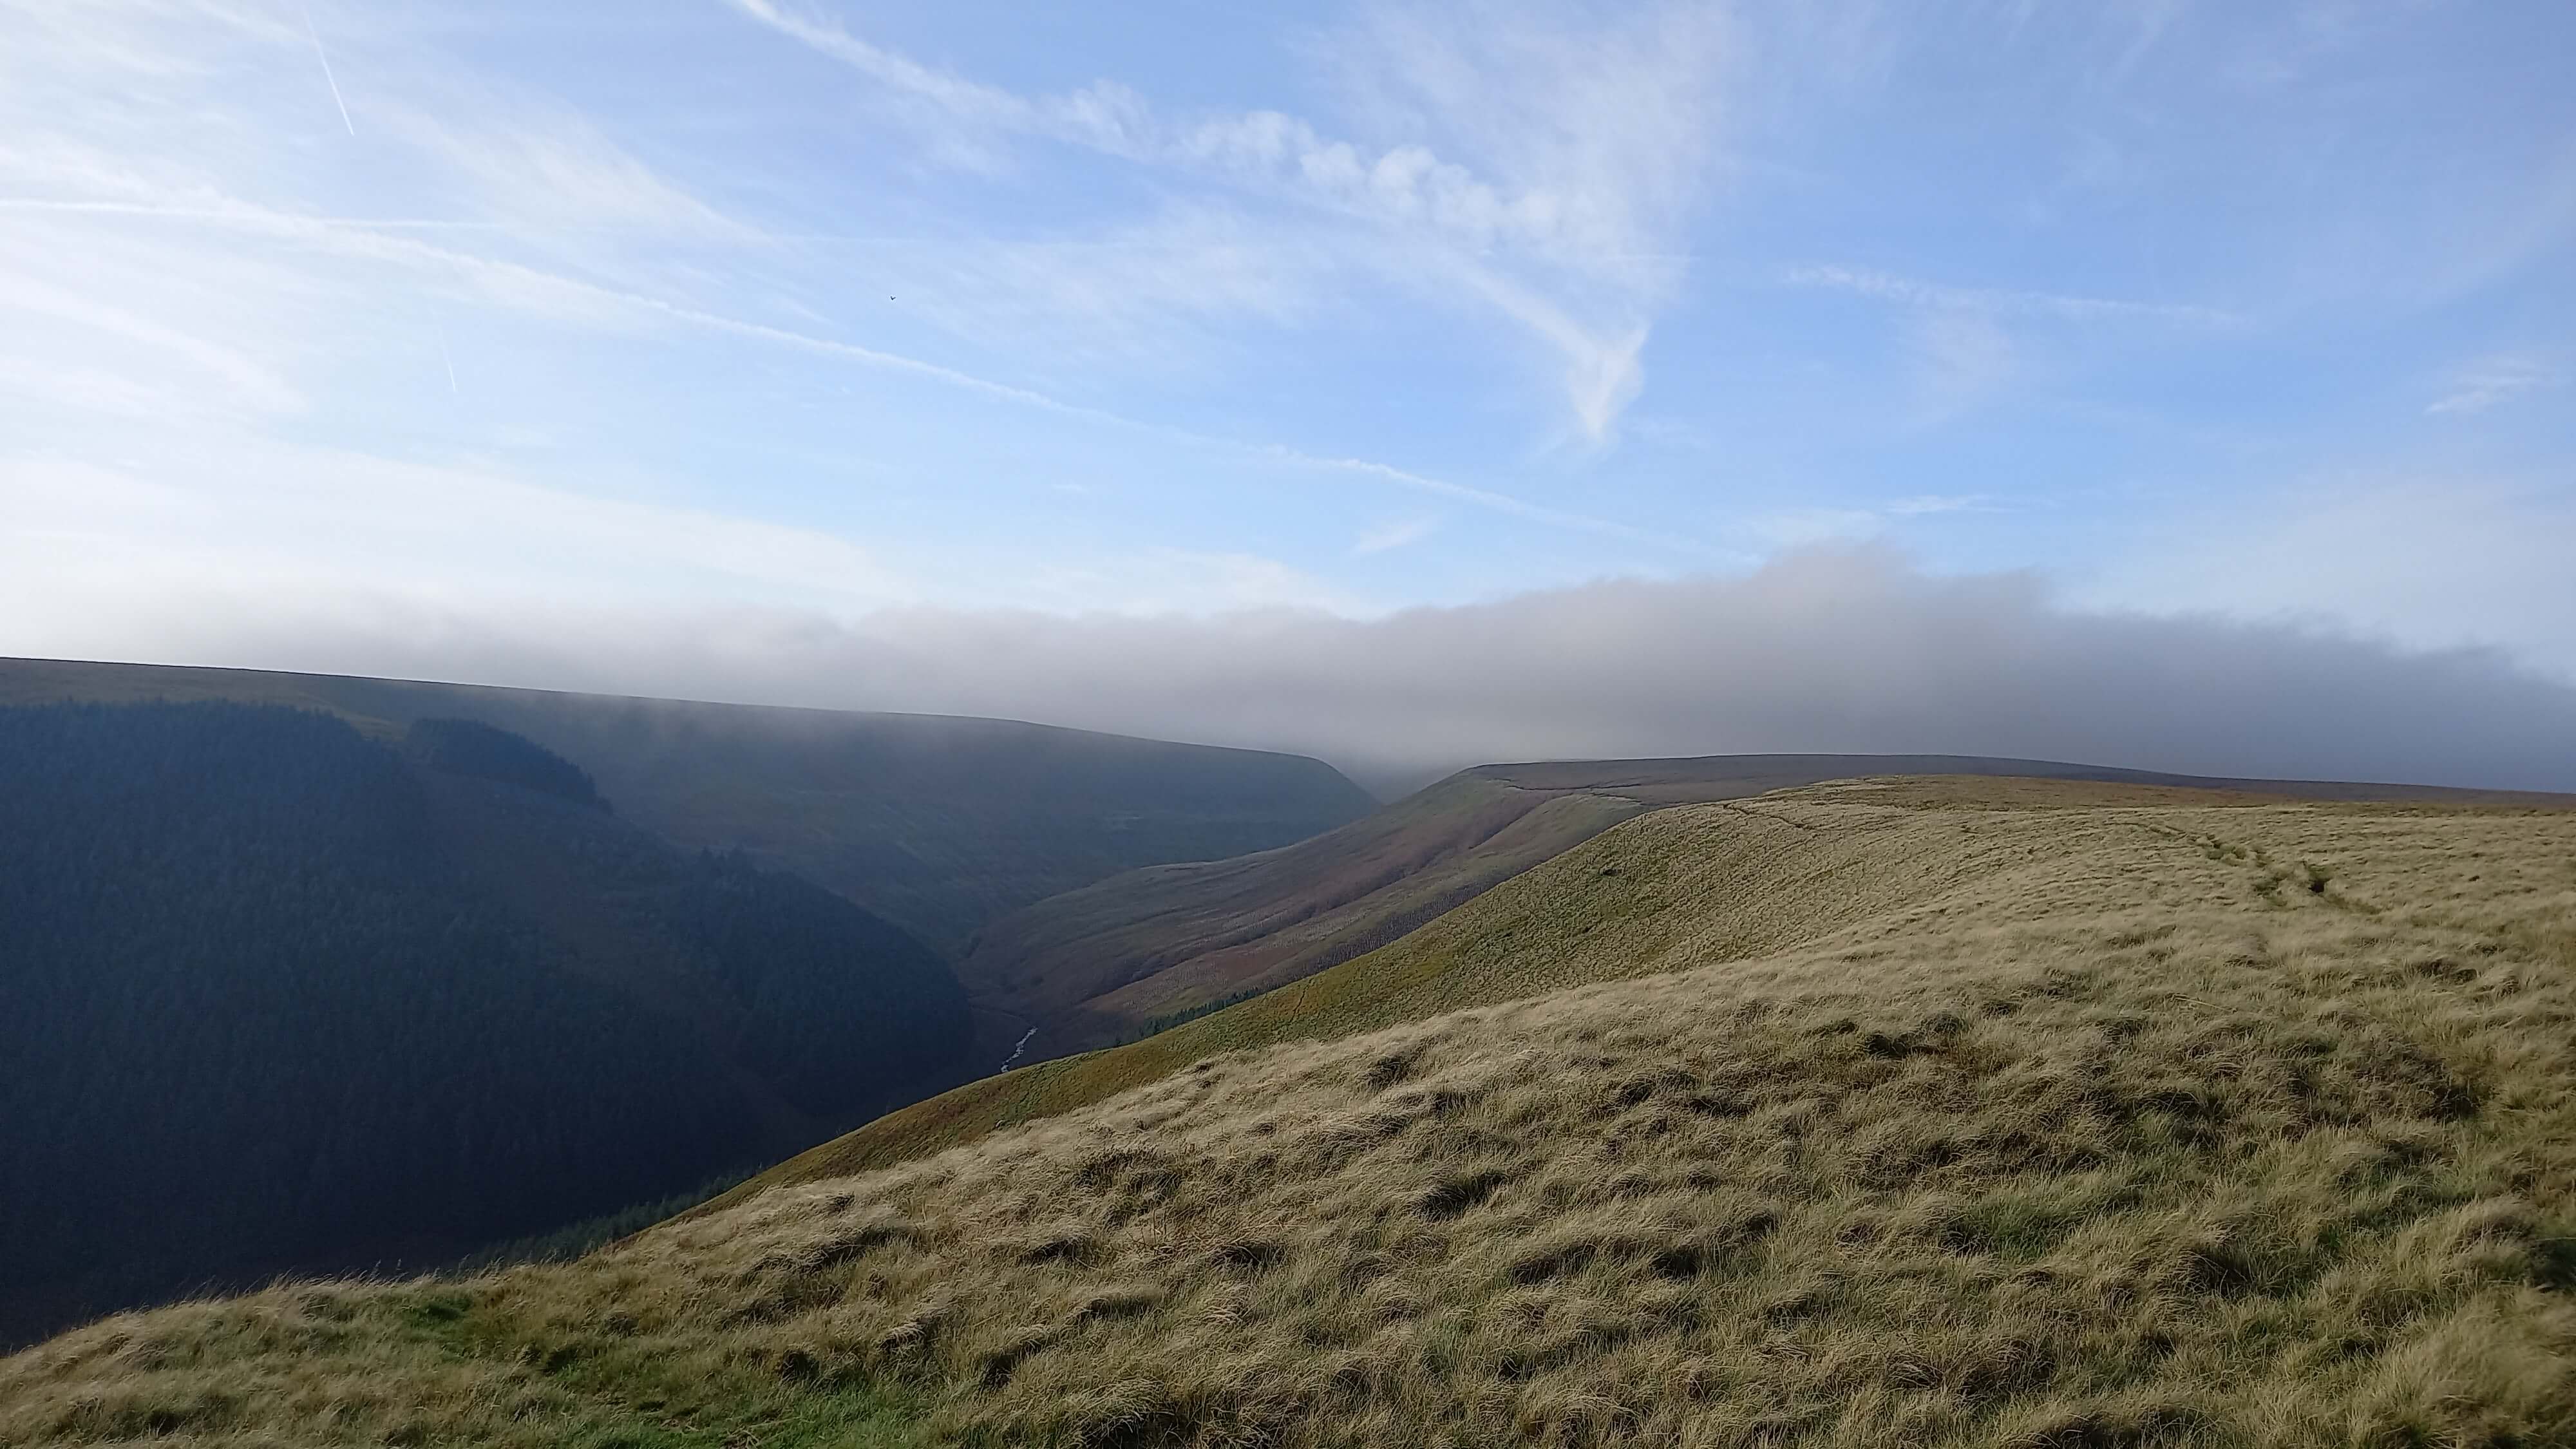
[
  {"xmin": 9, "ymin": 781, "xmax": 2576, "ymax": 1446},
  {"xmin": 709, "ymin": 777, "xmax": 2477, "ymax": 1203}
]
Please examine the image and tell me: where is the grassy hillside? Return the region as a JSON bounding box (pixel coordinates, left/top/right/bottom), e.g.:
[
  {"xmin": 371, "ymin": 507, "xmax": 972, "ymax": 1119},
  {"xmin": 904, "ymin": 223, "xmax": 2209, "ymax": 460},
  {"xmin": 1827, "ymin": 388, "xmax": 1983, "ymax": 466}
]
[
  {"xmin": 13, "ymin": 777, "xmax": 2575, "ymax": 1446},
  {"xmin": 952, "ymin": 770, "xmax": 1635, "ymax": 1065},
  {"xmin": 955, "ymin": 753, "xmax": 2562, "ymax": 1065},
  {"xmin": 0, "ymin": 658, "xmax": 1375, "ymax": 954},
  {"xmin": 0, "ymin": 701, "xmax": 966, "ymax": 1349},
  {"xmin": 730, "ymin": 773, "xmax": 2494, "ymax": 1202}
]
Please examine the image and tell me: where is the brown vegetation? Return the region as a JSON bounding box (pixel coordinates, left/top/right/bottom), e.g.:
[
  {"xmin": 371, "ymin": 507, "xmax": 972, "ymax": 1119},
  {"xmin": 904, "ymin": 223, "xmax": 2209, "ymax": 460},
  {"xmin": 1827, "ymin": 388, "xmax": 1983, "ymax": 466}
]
[
  {"xmin": 9, "ymin": 779, "xmax": 2576, "ymax": 1446},
  {"xmin": 954, "ymin": 755, "xmax": 2568, "ymax": 1067}
]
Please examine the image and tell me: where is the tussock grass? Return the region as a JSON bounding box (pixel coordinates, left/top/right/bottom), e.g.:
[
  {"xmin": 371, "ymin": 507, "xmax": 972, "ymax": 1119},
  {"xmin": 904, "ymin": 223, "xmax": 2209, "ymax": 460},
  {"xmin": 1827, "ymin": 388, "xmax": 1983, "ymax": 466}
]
[
  {"xmin": 715, "ymin": 783, "xmax": 2032, "ymax": 1198},
  {"xmin": 10, "ymin": 782, "xmax": 2576, "ymax": 1446},
  {"xmin": 714, "ymin": 778, "xmax": 2426, "ymax": 1200}
]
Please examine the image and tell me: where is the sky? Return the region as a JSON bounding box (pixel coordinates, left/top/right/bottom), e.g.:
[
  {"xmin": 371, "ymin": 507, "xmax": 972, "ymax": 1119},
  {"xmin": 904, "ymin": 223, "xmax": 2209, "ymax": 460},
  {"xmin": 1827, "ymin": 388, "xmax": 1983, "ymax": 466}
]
[{"xmin": 4, "ymin": 1, "xmax": 2573, "ymax": 787}]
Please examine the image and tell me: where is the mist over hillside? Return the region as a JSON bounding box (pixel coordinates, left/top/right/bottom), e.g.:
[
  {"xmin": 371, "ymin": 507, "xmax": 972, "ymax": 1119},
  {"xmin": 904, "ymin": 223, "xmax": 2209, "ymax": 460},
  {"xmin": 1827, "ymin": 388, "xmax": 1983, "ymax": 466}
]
[
  {"xmin": 0, "ymin": 658, "xmax": 1377, "ymax": 952},
  {"xmin": 100, "ymin": 551, "xmax": 2576, "ymax": 797}
]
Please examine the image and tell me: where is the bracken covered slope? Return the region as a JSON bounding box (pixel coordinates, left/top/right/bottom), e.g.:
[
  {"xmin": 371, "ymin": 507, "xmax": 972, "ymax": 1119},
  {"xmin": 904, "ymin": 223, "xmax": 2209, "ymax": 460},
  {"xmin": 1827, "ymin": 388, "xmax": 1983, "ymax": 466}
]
[{"xmin": 9, "ymin": 778, "xmax": 2575, "ymax": 1446}]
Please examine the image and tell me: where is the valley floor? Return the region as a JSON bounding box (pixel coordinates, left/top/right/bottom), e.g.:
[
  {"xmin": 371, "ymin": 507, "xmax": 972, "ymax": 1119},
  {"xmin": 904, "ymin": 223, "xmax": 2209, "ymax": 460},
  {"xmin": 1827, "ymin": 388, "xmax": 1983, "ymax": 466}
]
[{"xmin": 8, "ymin": 779, "xmax": 2575, "ymax": 1446}]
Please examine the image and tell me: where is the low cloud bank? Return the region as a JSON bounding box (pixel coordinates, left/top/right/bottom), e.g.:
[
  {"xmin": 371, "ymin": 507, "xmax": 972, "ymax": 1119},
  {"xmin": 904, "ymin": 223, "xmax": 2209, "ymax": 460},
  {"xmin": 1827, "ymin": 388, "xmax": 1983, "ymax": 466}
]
[{"xmin": 35, "ymin": 549, "xmax": 2576, "ymax": 795}]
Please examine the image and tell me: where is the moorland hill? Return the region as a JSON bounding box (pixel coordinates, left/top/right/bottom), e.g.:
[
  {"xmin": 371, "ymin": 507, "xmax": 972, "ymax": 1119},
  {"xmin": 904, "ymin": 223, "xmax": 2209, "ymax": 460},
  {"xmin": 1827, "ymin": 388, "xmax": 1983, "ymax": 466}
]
[
  {"xmin": 0, "ymin": 658, "xmax": 1376, "ymax": 954},
  {"xmin": 954, "ymin": 753, "xmax": 2561, "ymax": 1068},
  {"xmin": 13, "ymin": 775, "xmax": 2575, "ymax": 1446}
]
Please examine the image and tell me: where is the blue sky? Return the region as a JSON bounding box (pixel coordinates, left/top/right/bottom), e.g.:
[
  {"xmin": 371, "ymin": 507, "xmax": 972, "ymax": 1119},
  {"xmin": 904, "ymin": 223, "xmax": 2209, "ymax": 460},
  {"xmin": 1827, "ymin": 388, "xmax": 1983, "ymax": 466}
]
[{"xmin": 4, "ymin": 1, "xmax": 2574, "ymax": 779}]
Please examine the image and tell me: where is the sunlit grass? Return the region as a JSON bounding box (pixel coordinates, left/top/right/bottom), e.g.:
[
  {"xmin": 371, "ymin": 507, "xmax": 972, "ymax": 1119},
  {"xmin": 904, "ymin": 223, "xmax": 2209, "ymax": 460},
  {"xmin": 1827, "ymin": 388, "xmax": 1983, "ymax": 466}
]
[{"xmin": 10, "ymin": 780, "xmax": 2576, "ymax": 1445}]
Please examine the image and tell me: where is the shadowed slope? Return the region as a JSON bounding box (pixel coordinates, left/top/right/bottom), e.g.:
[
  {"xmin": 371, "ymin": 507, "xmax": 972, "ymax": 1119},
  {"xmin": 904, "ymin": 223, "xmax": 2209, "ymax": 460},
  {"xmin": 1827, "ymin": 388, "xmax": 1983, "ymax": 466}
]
[
  {"xmin": 0, "ymin": 701, "xmax": 965, "ymax": 1348},
  {"xmin": 0, "ymin": 657, "xmax": 1375, "ymax": 953},
  {"xmin": 13, "ymin": 781, "xmax": 2576, "ymax": 1446}
]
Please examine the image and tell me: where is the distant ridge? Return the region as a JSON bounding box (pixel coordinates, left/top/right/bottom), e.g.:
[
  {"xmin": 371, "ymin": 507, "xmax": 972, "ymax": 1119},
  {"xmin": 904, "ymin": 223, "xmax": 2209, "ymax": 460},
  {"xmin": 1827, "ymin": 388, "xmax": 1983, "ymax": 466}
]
[
  {"xmin": 954, "ymin": 750, "xmax": 2571, "ymax": 1067},
  {"xmin": 0, "ymin": 657, "xmax": 1376, "ymax": 953}
]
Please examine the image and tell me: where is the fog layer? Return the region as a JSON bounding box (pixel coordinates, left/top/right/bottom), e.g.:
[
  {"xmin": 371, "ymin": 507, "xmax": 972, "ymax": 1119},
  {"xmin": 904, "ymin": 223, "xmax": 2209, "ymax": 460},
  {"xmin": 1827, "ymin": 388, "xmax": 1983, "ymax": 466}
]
[{"xmin": 43, "ymin": 549, "xmax": 2576, "ymax": 796}]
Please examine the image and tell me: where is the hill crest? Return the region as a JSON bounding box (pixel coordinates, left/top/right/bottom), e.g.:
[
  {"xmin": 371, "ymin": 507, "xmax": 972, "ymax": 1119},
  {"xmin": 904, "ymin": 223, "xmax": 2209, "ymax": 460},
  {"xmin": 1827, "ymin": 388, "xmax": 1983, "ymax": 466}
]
[{"xmin": 953, "ymin": 751, "xmax": 2565, "ymax": 1070}]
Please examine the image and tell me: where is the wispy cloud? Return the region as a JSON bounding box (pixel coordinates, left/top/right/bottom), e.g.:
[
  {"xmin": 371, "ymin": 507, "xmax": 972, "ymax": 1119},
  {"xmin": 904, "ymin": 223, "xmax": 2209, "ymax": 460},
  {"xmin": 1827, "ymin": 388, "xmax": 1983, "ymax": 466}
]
[
  {"xmin": 726, "ymin": 0, "xmax": 1715, "ymax": 263},
  {"xmin": 7, "ymin": 0, "xmax": 2572, "ymax": 700},
  {"xmin": 0, "ymin": 269, "xmax": 303, "ymax": 415},
  {"xmin": 1442, "ymin": 261, "xmax": 1652, "ymax": 444},
  {"xmin": 833, "ymin": 206, "xmax": 1331, "ymax": 370},
  {"xmin": 375, "ymin": 100, "xmax": 749, "ymax": 243},
  {"xmin": 1885, "ymin": 493, "xmax": 1987, "ymax": 516},
  {"xmin": 1782, "ymin": 263, "xmax": 2236, "ymax": 327},
  {"xmin": 2427, "ymin": 352, "xmax": 2566, "ymax": 416},
  {"xmin": 1731, "ymin": 493, "xmax": 1993, "ymax": 550},
  {"xmin": 1, "ymin": 440, "xmax": 919, "ymax": 616},
  {"xmin": 0, "ymin": 0, "xmax": 295, "ymax": 80},
  {"xmin": 298, "ymin": 6, "xmax": 355, "ymax": 137},
  {"xmin": 721, "ymin": 0, "xmax": 1727, "ymax": 439},
  {"xmin": 719, "ymin": 0, "xmax": 1037, "ymax": 133},
  {"xmin": 1276, "ymin": 448, "xmax": 1728, "ymax": 558},
  {"xmin": 0, "ymin": 1, "xmax": 1703, "ymax": 567},
  {"xmin": 10, "ymin": 187, "xmax": 1691, "ymax": 553},
  {"xmin": 1353, "ymin": 516, "xmax": 1441, "ymax": 554},
  {"xmin": 0, "ymin": 356, "xmax": 169, "ymax": 417},
  {"xmin": 1781, "ymin": 261, "xmax": 2236, "ymax": 420}
]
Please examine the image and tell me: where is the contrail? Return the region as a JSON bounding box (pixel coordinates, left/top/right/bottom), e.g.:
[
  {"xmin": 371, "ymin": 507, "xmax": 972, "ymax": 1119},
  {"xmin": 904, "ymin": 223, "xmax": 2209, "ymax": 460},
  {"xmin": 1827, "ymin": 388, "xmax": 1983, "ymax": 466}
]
[
  {"xmin": 435, "ymin": 325, "xmax": 458, "ymax": 395},
  {"xmin": 301, "ymin": 7, "xmax": 355, "ymax": 136},
  {"xmin": 8, "ymin": 191, "xmax": 1728, "ymax": 557}
]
